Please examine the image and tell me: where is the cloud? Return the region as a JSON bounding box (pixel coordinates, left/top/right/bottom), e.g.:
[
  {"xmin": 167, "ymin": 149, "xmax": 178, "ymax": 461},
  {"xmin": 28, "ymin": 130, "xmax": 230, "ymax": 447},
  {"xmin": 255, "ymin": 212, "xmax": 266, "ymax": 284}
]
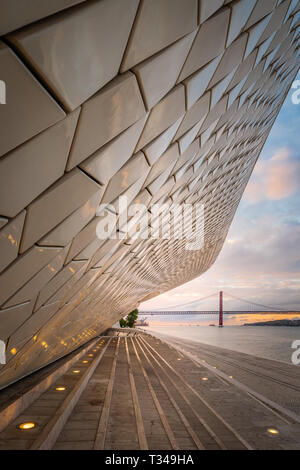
[{"xmin": 244, "ymin": 148, "xmax": 300, "ymax": 204}]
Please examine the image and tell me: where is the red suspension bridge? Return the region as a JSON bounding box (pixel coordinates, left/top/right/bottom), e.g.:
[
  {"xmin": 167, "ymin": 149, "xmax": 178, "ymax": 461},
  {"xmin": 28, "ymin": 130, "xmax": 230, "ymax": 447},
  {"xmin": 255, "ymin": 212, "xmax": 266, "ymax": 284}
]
[{"xmin": 140, "ymin": 291, "xmax": 300, "ymax": 327}]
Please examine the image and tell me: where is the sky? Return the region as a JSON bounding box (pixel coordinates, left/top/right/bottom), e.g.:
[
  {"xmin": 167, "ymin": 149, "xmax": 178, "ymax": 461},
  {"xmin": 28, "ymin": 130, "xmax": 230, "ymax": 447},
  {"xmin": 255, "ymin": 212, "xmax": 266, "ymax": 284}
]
[{"xmin": 141, "ymin": 72, "xmax": 300, "ymax": 315}]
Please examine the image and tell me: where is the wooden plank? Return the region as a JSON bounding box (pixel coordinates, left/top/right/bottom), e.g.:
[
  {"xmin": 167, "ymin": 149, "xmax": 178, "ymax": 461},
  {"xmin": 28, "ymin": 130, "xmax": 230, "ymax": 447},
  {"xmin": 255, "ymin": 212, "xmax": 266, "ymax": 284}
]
[
  {"xmin": 137, "ymin": 336, "xmax": 226, "ymax": 450},
  {"xmin": 125, "ymin": 337, "xmax": 148, "ymax": 450},
  {"xmin": 130, "ymin": 337, "xmax": 179, "ymax": 450},
  {"xmin": 93, "ymin": 337, "xmax": 120, "ymax": 450},
  {"xmin": 140, "ymin": 335, "xmax": 253, "ymax": 450},
  {"xmin": 0, "ymin": 338, "xmax": 101, "ymax": 433},
  {"xmin": 135, "ymin": 338, "xmax": 204, "ymax": 450},
  {"xmin": 30, "ymin": 338, "xmax": 112, "ymax": 450}
]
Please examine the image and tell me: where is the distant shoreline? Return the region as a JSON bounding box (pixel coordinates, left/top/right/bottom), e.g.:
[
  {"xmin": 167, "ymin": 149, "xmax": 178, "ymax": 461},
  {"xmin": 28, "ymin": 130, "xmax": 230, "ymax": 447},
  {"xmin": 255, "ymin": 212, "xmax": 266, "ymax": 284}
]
[{"xmin": 244, "ymin": 319, "xmax": 300, "ymax": 327}]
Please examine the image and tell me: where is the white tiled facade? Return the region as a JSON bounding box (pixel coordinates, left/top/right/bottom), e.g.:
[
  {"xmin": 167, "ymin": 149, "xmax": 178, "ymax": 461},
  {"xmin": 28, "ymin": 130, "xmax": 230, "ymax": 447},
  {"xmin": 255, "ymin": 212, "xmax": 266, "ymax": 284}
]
[{"xmin": 0, "ymin": 0, "xmax": 299, "ymax": 389}]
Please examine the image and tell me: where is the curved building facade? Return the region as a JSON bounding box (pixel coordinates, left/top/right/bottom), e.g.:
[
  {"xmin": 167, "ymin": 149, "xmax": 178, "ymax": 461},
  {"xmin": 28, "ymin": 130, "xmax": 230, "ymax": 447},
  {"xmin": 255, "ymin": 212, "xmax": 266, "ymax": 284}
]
[{"xmin": 0, "ymin": 0, "xmax": 299, "ymax": 389}]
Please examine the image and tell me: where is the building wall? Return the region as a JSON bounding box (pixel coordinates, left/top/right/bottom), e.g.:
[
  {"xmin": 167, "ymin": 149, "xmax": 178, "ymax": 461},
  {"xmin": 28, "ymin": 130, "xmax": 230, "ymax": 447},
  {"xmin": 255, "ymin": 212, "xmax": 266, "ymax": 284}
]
[{"xmin": 0, "ymin": 0, "xmax": 299, "ymax": 388}]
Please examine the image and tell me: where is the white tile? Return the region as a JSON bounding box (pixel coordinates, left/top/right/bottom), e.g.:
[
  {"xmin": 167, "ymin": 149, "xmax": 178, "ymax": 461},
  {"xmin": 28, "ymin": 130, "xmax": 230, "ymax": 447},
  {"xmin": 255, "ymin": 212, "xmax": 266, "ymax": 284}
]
[
  {"xmin": 0, "ymin": 108, "xmax": 80, "ymax": 218},
  {"xmin": 64, "ymin": 218, "xmax": 103, "ymax": 265},
  {"xmin": 0, "ymin": 218, "xmax": 8, "ymax": 230},
  {"xmin": 211, "ymin": 67, "xmax": 237, "ymax": 108},
  {"xmin": 144, "ymin": 143, "xmax": 180, "ymax": 186},
  {"xmin": 0, "ymin": 0, "xmax": 86, "ymax": 35},
  {"xmin": 172, "ymin": 139, "xmax": 200, "ymax": 173},
  {"xmin": 35, "ymin": 260, "xmax": 86, "ymax": 310},
  {"xmin": 4, "ymin": 246, "xmax": 69, "ymax": 308},
  {"xmin": 0, "ymin": 42, "xmax": 65, "ymax": 158},
  {"xmin": 226, "ymin": 0, "xmax": 256, "ymax": 47},
  {"xmin": 38, "ymin": 190, "xmax": 103, "ymax": 247},
  {"xmin": 184, "ymin": 54, "xmax": 223, "ymax": 109},
  {"xmin": 0, "ymin": 246, "xmax": 63, "ymax": 306},
  {"xmin": 143, "ymin": 117, "xmax": 183, "ymax": 166},
  {"xmin": 244, "ymin": 15, "xmax": 272, "ymax": 58},
  {"xmin": 0, "ymin": 301, "xmax": 34, "ymax": 340},
  {"xmin": 0, "ymin": 211, "xmax": 26, "ymax": 274},
  {"xmin": 178, "ymin": 121, "xmax": 204, "ymax": 154},
  {"xmin": 179, "ymin": 7, "xmax": 230, "ymax": 81},
  {"xmin": 101, "ymin": 152, "xmax": 150, "ymax": 204},
  {"xmin": 121, "ymin": 0, "xmax": 198, "ymax": 70},
  {"xmin": 20, "ymin": 169, "xmax": 101, "ymax": 253},
  {"xmin": 245, "ymin": 0, "xmax": 277, "ymax": 30},
  {"xmin": 133, "ymin": 30, "xmax": 197, "ymax": 109},
  {"xmin": 67, "ymin": 72, "xmax": 146, "ymax": 168},
  {"xmin": 199, "ymin": 0, "xmax": 225, "ymax": 24},
  {"xmin": 209, "ymin": 34, "xmax": 248, "ymax": 88},
  {"xmin": 9, "ymin": 0, "xmax": 139, "ymax": 111},
  {"xmin": 8, "ymin": 302, "xmax": 60, "ymax": 347},
  {"xmin": 79, "ymin": 115, "xmax": 148, "ymax": 183},
  {"xmin": 137, "ymin": 85, "xmax": 186, "ymax": 150},
  {"xmin": 174, "ymin": 92, "xmax": 210, "ymax": 140}
]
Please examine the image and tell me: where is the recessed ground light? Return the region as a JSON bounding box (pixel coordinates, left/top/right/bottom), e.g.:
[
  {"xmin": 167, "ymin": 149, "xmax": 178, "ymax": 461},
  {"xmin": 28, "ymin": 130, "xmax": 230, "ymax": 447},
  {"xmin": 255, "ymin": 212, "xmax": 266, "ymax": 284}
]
[
  {"xmin": 72, "ymin": 370, "xmax": 80, "ymax": 374},
  {"xmin": 19, "ymin": 422, "xmax": 35, "ymax": 430},
  {"xmin": 267, "ymin": 428, "xmax": 279, "ymax": 435},
  {"xmin": 55, "ymin": 387, "xmax": 66, "ymax": 391}
]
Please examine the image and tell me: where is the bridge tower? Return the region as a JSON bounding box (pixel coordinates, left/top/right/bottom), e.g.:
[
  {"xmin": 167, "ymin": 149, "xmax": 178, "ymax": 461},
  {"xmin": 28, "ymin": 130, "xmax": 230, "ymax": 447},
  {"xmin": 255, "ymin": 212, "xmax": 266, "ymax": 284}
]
[{"xmin": 219, "ymin": 291, "xmax": 223, "ymax": 327}]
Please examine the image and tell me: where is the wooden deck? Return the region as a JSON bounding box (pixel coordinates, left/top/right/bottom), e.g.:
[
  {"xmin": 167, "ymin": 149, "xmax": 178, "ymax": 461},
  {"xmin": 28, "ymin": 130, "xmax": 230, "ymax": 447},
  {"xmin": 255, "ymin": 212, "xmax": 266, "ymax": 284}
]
[{"xmin": 0, "ymin": 331, "xmax": 299, "ymax": 450}]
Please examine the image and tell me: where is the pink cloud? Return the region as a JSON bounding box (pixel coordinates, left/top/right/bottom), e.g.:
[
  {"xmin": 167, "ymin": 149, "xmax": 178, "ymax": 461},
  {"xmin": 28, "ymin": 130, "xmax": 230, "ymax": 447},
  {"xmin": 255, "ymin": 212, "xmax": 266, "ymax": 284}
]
[{"xmin": 244, "ymin": 148, "xmax": 300, "ymax": 203}]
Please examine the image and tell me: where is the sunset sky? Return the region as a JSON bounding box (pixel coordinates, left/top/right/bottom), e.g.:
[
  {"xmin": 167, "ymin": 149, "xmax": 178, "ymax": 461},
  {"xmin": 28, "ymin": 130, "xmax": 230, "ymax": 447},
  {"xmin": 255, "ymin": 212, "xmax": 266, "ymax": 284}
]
[{"xmin": 141, "ymin": 73, "xmax": 300, "ymax": 314}]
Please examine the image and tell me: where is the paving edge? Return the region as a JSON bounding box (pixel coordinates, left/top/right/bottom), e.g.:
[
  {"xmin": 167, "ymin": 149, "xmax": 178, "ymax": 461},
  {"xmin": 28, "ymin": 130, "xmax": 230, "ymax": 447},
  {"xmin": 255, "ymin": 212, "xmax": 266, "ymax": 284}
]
[{"xmin": 143, "ymin": 331, "xmax": 300, "ymax": 425}]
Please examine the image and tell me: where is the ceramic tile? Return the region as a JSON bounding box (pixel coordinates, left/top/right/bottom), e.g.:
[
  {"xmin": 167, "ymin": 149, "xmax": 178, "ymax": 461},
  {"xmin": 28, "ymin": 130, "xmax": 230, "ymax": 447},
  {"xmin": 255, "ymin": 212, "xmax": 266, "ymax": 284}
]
[
  {"xmin": 35, "ymin": 261, "xmax": 86, "ymax": 310},
  {"xmin": 4, "ymin": 246, "xmax": 69, "ymax": 308},
  {"xmin": 101, "ymin": 152, "xmax": 150, "ymax": 205},
  {"xmin": 0, "ymin": 246, "xmax": 62, "ymax": 307},
  {"xmin": 67, "ymin": 72, "xmax": 146, "ymax": 168},
  {"xmin": 183, "ymin": 54, "xmax": 222, "ymax": 109},
  {"xmin": 179, "ymin": 7, "xmax": 230, "ymax": 81},
  {"xmin": 133, "ymin": 30, "xmax": 197, "ymax": 109},
  {"xmin": 0, "ymin": 301, "xmax": 34, "ymax": 340},
  {"xmin": 8, "ymin": 0, "xmax": 139, "ymax": 111},
  {"xmin": 0, "ymin": 42, "xmax": 65, "ymax": 158},
  {"xmin": 199, "ymin": 0, "xmax": 225, "ymax": 24},
  {"xmin": 20, "ymin": 169, "xmax": 101, "ymax": 253},
  {"xmin": 174, "ymin": 92, "xmax": 210, "ymax": 140},
  {"xmin": 8, "ymin": 302, "xmax": 60, "ymax": 347},
  {"xmin": 0, "ymin": 108, "xmax": 80, "ymax": 218},
  {"xmin": 79, "ymin": 115, "xmax": 148, "ymax": 183},
  {"xmin": 0, "ymin": 211, "xmax": 26, "ymax": 274},
  {"xmin": 37, "ymin": 191, "xmax": 103, "ymax": 247},
  {"xmin": 0, "ymin": 0, "xmax": 86, "ymax": 35},
  {"xmin": 137, "ymin": 85, "xmax": 186, "ymax": 149},
  {"xmin": 121, "ymin": 0, "xmax": 198, "ymax": 70},
  {"xmin": 143, "ymin": 118, "xmax": 183, "ymax": 165}
]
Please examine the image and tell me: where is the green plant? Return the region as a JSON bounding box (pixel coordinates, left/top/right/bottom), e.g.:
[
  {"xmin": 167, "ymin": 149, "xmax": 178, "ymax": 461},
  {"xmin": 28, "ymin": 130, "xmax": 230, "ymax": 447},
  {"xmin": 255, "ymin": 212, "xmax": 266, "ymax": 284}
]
[
  {"xmin": 119, "ymin": 318, "xmax": 127, "ymax": 328},
  {"xmin": 119, "ymin": 309, "xmax": 139, "ymax": 328}
]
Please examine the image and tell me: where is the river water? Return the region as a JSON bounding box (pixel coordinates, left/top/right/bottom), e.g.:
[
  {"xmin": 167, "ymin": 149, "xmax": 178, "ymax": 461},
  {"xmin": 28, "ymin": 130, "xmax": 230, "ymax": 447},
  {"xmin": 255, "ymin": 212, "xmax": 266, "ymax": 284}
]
[{"xmin": 141, "ymin": 324, "xmax": 300, "ymax": 364}]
